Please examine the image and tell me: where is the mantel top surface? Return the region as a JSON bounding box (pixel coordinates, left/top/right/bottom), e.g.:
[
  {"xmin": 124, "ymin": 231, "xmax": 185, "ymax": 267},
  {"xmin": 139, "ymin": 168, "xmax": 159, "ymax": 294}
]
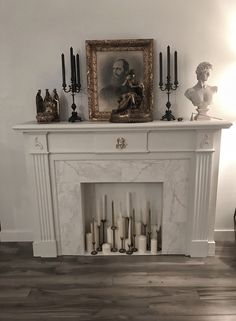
[{"xmin": 13, "ymin": 120, "xmax": 232, "ymax": 132}]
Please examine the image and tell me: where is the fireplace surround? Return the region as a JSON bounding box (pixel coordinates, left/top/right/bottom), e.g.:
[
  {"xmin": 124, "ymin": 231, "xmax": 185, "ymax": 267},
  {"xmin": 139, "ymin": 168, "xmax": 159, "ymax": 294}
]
[{"xmin": 14, "ymin": 120, "xmax": 231, "ymax": 257}]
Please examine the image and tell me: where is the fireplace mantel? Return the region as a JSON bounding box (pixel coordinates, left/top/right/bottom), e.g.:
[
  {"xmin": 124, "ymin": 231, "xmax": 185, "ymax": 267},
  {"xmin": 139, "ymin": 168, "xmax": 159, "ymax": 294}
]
[{"xmin": 14, "ymin": 120, "xmax": 231, "ymax": 257}]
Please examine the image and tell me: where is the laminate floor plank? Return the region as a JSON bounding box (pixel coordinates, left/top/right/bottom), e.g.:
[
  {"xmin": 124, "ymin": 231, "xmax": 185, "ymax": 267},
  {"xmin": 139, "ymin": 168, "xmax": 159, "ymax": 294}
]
[
  {"xmin": 1, "ymin": 315, "xmax": 236, "ymax": 321},
  {"xmin": 0, "ymin": 242, "xmax": 236, "ymax": 321}
]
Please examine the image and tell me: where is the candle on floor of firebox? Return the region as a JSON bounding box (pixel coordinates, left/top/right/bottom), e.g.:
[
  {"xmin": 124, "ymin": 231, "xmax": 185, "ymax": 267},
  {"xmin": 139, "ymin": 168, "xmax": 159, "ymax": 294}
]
[
  {"xmin": 107, "ymin": 226, "xmax": 112, "ymax": 245},
  {"xmin": 125, "ymin": 238, "xmax": 129, "ymax": 251},
  {"xmin": 117, "ymin": 213, "xmax": 124, "ymax": 239},
  {"xmin": 126, "ymin": 192, "xmax": 131, "ymax": 217},
  {"xmin": 96, "ymin": 199, "xmax": 101, "ymax": 226},
  {"xmin": 151, "ymin": 238, "xmax": 158, "ymax": 254},
  {"xmin": 148, "ymin": 208, "xmax": 152, "ymax": 233},
  {"xmin": 135, "ymin": 221, "xmax": 142, "ymax": 235},
  {"xmin": 90, "ymin": 220, "xmax": 99, "ymax": 248},
  {"xmin": 138, "ymin": 235, "xmax": 146, "ymax": 254},
  {"xmin": 112, "ymin": 200, "xmax": 115, "ymax": 226},
  {"xmin": 102, "ymin": 243, "xmax": 111, "ymax": 255},
  {"xmin": 103, "ymin": 194, "xmax": 107, "ymax": 220},
  {"xmin": 128, "ymin": 217, "xmax": 132, "ymax": 245},
  {"xmin": 86, "ymin": 232, "xmax": 92, "ymax": 252},
  {"xmin": 152, "ymin": 224, "xmax": 158, "ymax": 236}
]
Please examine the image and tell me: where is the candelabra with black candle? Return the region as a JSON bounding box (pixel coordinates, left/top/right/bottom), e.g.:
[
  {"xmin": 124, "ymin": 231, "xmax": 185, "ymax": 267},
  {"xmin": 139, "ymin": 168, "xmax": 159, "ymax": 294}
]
[
  {"xmin": 159, "ymin": 46, "xmax": 178, "ymax": 121},
  {"xmin": 61, "ymin": 47, "xmax": 82, "ymax": 122}
]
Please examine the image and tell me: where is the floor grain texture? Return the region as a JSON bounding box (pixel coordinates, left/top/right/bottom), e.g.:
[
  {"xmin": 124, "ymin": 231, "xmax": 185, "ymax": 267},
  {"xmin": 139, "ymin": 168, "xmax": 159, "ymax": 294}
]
[{"xmin": 0, "ymin": 241, "xmax": 235, "ymax": 321}]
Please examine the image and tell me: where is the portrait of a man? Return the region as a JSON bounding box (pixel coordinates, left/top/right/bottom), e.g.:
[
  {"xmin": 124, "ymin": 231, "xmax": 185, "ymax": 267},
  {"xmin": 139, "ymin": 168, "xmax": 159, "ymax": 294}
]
[
  {"xmin": 97, "ymin": 52, "xmax": 143, "ymax": 112},
  {"xmin": 99, "ymin": 59, "xmax": 129, "ymax": 105}
]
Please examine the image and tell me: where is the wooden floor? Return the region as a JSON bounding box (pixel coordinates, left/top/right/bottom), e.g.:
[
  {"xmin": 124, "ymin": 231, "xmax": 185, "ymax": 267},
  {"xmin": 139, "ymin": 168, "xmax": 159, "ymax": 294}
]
[{"xmin": 0, "ymin": 242, "xmax": 236, "ymax": 321}]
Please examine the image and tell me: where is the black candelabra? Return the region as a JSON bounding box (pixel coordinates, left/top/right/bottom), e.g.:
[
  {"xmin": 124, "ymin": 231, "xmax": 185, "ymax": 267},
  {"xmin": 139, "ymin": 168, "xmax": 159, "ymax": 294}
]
[
  {"xmin": 61, "ymin": 47, "xmax": 82, "ymax": 122},
  {"xmin": 159, "ymin": 46, "xmax": 178, "ymax": 121}
]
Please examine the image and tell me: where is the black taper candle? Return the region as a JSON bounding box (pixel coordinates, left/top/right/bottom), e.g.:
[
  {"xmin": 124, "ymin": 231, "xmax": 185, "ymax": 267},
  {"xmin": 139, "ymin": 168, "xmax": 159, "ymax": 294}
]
[
  {"xmin": 76, "ymin": 53, "xmax": 80, "ymax": 87},
  {"xmin": 148, "ymin": 208, "xmax": 151, "ymax": 233},
  {"xmin": 112, "ymin": 200, "xmax": 114, "ymax": 226},
  {"xmin": 70, "ymin": 47, "xmax": 74, "ymax": 83},
  {"xmin": 174, "ymin": 51, "xmax": 178, "ymax": 85},
  {"xmin": 73, "ymin": 54, "xmax": 76, "ymax": 85},
  {"xmin": 61, "ymin": 53, "xmax": 66, "ymax": 87},
  {"xmin": 159, "ymin": 52, "xmax": 163, "ymax": 86},
  {"xmin": 167, "ymin": 46, "xmax": 170, "ymax": 79}
]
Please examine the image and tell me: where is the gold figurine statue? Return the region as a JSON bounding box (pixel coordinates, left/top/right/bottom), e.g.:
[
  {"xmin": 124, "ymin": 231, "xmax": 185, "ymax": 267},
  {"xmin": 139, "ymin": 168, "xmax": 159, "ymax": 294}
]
[{"xmin": 109, "ymin": 69, "xmax": 152, "ymax": 123}]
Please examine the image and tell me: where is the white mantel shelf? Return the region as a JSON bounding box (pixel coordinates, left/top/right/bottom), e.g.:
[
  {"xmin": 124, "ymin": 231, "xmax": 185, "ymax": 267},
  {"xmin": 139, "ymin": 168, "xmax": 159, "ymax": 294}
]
[
  {"xmin": 13, "ymin": 120, "xmax": 231, "ymax": 132},
  {"xmin": 14, "ymin": 119, "xmax": 232, "ymax": 258}
]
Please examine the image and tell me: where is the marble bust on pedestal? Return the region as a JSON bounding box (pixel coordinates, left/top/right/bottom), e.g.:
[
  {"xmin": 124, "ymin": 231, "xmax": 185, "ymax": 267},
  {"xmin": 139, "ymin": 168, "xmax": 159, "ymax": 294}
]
[{"xmin": 185, "ymin": 62, "xmax": 218, "ymax": 120}]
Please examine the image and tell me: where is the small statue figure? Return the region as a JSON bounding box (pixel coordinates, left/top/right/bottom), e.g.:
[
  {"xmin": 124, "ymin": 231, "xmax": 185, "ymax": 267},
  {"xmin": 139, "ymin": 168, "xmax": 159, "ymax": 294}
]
[
  {"xmin": 52, "ymin": 89, "xmax": 60, "ymax": 121},
  {"xmin": 110, "ymin": 69, "xmax": 151, "ymax": 123},
  {"xmin": 36, "ymin": 90, "xmax": 44, "ymax": 113},
  {"xmin": 36, "ymin": 89, "xmax": 60, "ymax": 123},
  {"xmin": 185, "ymin": 62, "xmax": 218, "ymax": 120}
]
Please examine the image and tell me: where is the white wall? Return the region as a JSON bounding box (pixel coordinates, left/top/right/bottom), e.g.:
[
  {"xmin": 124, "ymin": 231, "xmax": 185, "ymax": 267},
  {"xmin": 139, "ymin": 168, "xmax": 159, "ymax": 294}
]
[{"xmin": 1, "ymin": 0, "xmax": 236, "ymax": 241}]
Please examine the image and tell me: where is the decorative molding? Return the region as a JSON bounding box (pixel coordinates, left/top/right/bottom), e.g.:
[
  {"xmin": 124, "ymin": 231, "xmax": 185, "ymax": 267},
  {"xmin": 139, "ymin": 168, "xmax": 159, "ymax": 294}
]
[
  {"xmin": 33, "ymin": 154, "xmax": 56, "ymax": 244},
  {"xmin": 197, "ymin": 131, "xmax": 214, "ymax": 150},
  {"xmin": 29, "ymin": 134, "xmax": 48, "ymax": 154},
  {"xmin": 199, "ymin": 133, "xmax": 210, "ymax": 149},
  {"xmin": 34, "ymin": 137, "xmax": 44, "ymax": 150},
  {"xmin": 191, "ymin": 151, "xmax": 212, "ymax": 251}
]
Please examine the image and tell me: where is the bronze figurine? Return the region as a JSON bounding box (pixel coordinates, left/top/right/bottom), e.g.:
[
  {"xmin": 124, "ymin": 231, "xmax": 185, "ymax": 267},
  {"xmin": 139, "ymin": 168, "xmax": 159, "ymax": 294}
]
[
  {"xmin": 110, "ymin": 70, "xmax": 152, "ymax": 123},
  {"xmin": 36, "ymin": 89, "xmax": 60, "ymax": 123}
]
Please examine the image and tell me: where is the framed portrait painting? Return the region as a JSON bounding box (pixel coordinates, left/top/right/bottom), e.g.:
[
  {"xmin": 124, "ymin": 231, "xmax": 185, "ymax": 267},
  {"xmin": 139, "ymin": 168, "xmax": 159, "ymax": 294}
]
[{"xmin": 86, "ymin": 39, "xmax": 154, "ymax": 121}]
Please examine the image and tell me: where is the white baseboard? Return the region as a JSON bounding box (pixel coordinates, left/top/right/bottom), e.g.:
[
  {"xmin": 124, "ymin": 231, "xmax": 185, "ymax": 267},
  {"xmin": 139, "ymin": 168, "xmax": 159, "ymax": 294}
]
[
  {"xmin": 0, "ymin": 229, "xmax": 33, "ymax": 242},
  {"xmin": 214, "ymin": 229, "xmax": 235, "ymax": 241}
]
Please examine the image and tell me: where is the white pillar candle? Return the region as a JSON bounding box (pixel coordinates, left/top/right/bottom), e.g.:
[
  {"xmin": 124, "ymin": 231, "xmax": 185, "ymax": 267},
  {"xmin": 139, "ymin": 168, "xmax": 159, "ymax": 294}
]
[
  {"xmin": 86, "ymin": 233, "xmax": 92, "ymax": 252},
  {"xmin": 107, "ymin": 226, "xmax": 112, "ymax": 245},
  {"xmin": 135, "ymin": 221, "xmax": 142, "ymax": 236},
  {"xmin": 138, "ymin": 235, "xmax": 146, "ymax": 254},
  {"xmin": 151, "ymin": 238, "xmax": 158, "ymax": 254},
  {"xmin": 102, "ymin": 243, "xmax": 111, "ymax": 255}
]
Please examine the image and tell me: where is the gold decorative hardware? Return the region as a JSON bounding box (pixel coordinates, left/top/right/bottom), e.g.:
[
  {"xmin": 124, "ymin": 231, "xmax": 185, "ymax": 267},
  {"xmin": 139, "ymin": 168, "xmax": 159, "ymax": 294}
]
[{"xmin": 116, "ymin": 137, "xmax": 127, "ymax": 150}]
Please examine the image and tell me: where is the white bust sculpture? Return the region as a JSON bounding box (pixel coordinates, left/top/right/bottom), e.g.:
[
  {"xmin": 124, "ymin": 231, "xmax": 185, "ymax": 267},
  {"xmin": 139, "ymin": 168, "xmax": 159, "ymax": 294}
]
[{"xmin": 185, "ymin": 62, "xmax": 218, "ymax": 120}]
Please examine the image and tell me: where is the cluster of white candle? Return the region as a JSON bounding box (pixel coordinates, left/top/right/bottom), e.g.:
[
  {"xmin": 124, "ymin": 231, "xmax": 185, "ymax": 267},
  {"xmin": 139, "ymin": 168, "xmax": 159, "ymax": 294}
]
[{"xmin": 85, "ymin": 193, "xmax": 161, "ymax": 255}]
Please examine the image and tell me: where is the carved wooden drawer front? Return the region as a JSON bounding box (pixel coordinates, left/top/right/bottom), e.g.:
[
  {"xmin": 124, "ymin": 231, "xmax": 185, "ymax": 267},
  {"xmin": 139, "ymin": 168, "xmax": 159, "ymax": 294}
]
[{"xmin": 94, "ymin": 131, "xmax": 147, "ymax": 153}]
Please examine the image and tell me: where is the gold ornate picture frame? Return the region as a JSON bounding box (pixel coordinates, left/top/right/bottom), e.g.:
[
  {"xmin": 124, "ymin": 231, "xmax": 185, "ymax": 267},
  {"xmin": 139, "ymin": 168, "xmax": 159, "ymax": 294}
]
[{"xmin": 86, "ymin": 39, "xmax": 154, "ymax": 121}]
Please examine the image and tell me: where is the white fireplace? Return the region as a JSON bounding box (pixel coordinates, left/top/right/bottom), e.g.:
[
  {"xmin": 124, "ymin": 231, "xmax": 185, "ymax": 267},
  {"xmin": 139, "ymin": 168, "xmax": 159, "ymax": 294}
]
[{"xmin": 14, "ymin": 120, "xmax": 231, "ymax": 257}]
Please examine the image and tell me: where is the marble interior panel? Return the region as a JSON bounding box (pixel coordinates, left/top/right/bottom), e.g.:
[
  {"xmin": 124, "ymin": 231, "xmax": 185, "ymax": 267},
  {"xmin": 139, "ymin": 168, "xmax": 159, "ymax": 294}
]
[{"xmin": 55, "ymin": 159, "xmax": 189, "ymax": 255}]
